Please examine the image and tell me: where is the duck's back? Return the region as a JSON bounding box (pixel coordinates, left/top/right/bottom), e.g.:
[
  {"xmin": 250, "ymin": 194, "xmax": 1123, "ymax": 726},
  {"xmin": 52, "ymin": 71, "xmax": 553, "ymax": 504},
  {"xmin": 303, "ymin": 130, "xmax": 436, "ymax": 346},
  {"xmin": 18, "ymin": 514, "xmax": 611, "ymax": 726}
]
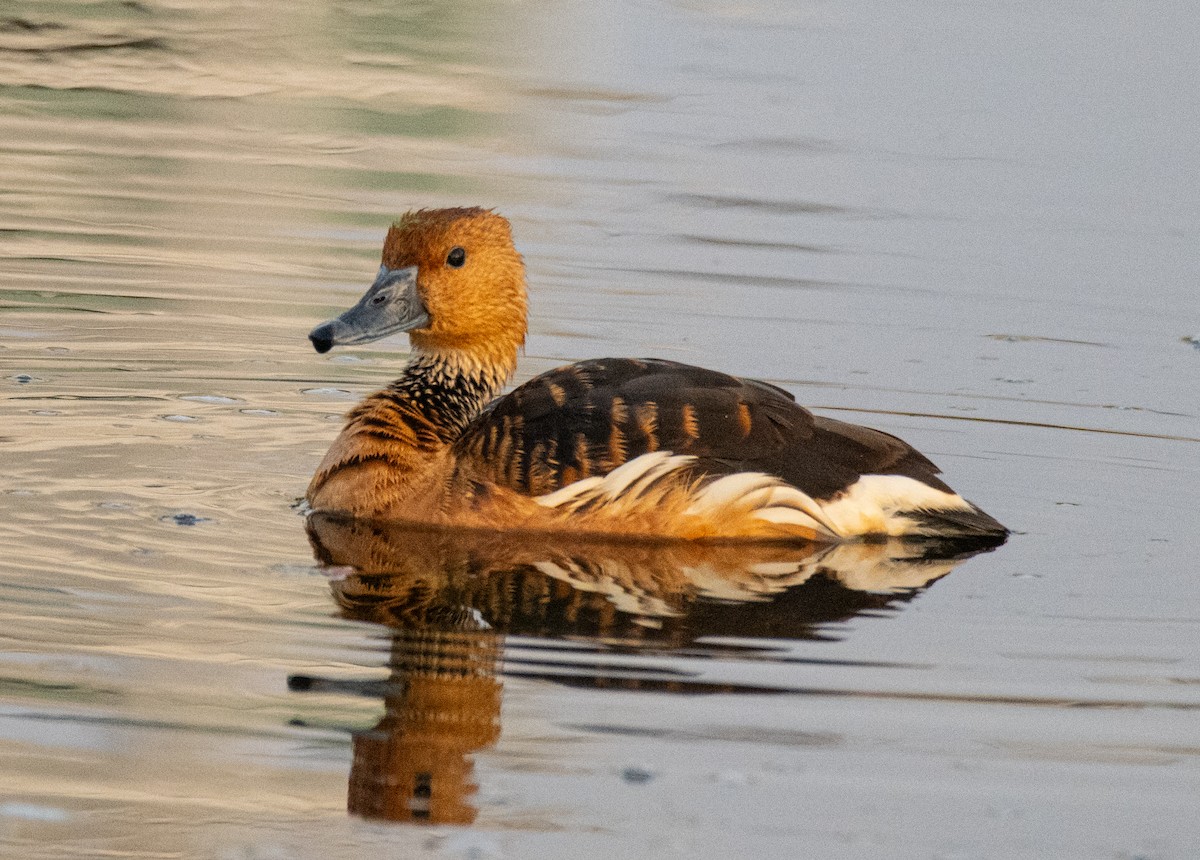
[{"xmin": 452, "ymin": 358, "xmax": 1003, "ymax": 542}]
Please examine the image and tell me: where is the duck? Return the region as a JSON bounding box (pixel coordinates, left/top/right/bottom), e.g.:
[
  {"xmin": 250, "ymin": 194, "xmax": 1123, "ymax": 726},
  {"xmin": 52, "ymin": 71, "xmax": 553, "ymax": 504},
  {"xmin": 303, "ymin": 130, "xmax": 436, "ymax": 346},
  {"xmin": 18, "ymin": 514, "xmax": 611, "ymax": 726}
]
[{"xmin": 306, "ymin": 207, "xmax": 1007, "ymax": 544}]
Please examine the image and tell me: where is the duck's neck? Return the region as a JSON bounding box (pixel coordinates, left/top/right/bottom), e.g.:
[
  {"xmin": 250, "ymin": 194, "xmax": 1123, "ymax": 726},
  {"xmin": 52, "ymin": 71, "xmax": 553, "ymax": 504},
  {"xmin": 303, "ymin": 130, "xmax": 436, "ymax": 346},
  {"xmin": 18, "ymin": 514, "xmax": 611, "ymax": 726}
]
[{"xmin": 387, "ymin": 349, "xmax": 511, "ymax": 441}]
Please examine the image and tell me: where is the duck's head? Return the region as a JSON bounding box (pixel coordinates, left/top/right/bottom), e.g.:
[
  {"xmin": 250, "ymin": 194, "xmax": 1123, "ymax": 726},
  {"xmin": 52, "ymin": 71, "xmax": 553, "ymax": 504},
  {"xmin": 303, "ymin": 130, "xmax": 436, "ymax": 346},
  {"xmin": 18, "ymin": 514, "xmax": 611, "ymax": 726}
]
[{"xmin": 309, "ymin": 207, "xmax": 527, "ymax": 375}]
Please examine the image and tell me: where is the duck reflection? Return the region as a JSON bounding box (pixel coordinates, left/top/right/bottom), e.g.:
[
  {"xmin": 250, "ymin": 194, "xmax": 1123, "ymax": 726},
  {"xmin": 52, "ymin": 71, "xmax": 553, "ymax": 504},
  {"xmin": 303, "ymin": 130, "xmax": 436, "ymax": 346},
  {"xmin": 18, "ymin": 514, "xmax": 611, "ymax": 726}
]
[
  {"xmin": 343, "ymin": 627, "xmax": 500, "ymax": 823},
  {"xmin": 296, "ymin": 514, "xmax": 1001, "ymax": 824}
]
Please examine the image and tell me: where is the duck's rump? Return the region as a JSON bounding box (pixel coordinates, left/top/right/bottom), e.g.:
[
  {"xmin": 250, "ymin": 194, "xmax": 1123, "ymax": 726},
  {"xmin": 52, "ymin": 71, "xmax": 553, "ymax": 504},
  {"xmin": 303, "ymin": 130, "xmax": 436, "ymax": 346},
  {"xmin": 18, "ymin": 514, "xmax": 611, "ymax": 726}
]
[{"xmin": 450, "ymin": 358, "xmax": 1005, "ymax": 540}]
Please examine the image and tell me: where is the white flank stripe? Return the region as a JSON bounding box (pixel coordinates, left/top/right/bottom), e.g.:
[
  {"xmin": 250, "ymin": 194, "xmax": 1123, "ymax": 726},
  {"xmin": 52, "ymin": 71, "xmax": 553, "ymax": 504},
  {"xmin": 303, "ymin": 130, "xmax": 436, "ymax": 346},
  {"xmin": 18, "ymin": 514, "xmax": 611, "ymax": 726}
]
[
  {"xmin": 534, "ymin": 451, "xmax": 696, "ymax": 509},
  {"xmin": 535, "ymin": 454, "xmax": 975, "ymax": 540},
  {"xmin": 619, "ymin": 452, "xmax": 694, "ymax": 498},
  {"xmin": 753, "ymin": 507, "xmax": 828, "ymax": 529},
  {"xmin": 687, "ymin": 471, "xmax": 777, "ymax": 510},
  {"xmin": 687, "ymin": 476, "xmax": 838, "ymax": 534},
  {"xmin": 535, "ymin": 476, "xmax": 603, "ymax": 508}
]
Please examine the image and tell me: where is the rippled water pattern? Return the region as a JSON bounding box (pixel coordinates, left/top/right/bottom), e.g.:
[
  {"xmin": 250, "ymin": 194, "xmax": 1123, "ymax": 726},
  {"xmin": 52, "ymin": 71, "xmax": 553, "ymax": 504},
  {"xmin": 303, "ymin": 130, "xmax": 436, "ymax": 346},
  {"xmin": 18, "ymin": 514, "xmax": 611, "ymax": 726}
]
[{"xmin": 2, "ymin": 2, "xmax": 1198, "ymax": 857}]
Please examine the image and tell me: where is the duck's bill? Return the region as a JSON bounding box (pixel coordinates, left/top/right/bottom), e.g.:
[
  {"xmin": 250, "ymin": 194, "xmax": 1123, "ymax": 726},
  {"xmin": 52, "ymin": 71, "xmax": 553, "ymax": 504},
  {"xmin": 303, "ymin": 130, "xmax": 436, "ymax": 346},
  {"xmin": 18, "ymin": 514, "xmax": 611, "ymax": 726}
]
[{"xmin": 309, "ymin": 265, "xmax": 430, "ymax": 353}]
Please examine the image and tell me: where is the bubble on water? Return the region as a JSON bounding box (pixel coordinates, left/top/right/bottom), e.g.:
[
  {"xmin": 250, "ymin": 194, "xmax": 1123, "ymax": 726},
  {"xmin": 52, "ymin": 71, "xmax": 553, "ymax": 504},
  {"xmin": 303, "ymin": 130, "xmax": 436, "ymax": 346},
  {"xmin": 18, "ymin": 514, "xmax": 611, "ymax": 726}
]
[
  {"xmin": 181, "ymin": 394, "xmax": 241, "ymax": 404},
  {"xmin": 621, "ymin": 765, "xmax": 656, "ymax": 784},
  {"xmin": 161, "ymin": 414, "xmax": 199, "ymax": 422},
  {"xmin": 302, "ymin": 387, "xmax": 355, "ymax": 399},
  {"xmin": 240, "ymin": 409, "xmax": 279, "ymax": 417},
  {"xmin": 9, "ymin": 374, "xmax": 39, "ymax": 384},
  {"xmin": 161, "ymin": 513, "xmax": 212, "ymax": 526}
]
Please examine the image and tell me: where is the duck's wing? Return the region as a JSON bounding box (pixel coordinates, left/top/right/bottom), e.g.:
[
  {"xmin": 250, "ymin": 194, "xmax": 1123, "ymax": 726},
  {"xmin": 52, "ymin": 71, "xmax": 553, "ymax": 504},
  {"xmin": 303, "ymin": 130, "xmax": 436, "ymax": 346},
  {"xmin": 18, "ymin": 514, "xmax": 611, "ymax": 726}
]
[{"xmin": 452, "ymin": 358, "xmax": 954, "ymax": 501}]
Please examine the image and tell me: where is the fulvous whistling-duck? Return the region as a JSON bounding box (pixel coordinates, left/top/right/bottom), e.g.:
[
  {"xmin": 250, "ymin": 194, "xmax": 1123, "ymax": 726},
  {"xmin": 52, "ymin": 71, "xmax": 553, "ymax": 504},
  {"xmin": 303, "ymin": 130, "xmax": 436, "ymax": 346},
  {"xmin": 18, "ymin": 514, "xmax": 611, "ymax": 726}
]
[{"xmin": 306, "ymin": 207, "xmax": 1007, "ymax": 544}]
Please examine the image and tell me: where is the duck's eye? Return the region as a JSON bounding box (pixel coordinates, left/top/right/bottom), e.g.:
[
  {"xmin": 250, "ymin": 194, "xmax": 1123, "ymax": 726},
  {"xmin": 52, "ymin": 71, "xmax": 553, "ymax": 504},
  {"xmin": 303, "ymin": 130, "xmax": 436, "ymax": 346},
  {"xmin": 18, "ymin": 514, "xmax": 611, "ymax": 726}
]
[
  {"xmin": 371, "ymin": 294, "xmax": 386, "ymax": 305},
  {"xmin": 446, "ymin": 247, "xmax": 466, "ymax": 268}
]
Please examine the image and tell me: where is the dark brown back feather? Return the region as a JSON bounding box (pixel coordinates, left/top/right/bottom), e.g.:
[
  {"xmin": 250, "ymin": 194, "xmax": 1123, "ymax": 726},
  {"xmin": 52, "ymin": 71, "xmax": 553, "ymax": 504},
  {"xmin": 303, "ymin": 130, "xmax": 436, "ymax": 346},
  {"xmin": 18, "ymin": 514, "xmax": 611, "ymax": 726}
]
[{"xmin": 452, "ymin": 358, "xmax": 953, "ymax": 500}]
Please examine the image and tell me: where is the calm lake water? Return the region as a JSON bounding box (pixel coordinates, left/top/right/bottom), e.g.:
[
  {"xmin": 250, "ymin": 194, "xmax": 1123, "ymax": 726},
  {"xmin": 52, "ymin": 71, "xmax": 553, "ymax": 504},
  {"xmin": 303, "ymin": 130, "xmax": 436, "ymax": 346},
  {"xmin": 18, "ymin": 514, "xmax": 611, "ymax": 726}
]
[{"xmin": 2, "ymin": 1, "xmax": 1198, "ymax": 857}]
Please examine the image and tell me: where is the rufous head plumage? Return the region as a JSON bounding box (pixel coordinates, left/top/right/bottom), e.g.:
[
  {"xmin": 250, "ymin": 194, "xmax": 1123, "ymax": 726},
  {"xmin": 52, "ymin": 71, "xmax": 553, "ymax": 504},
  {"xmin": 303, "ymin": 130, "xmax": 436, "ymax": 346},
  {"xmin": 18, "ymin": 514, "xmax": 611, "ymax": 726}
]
[{"xmin": 383, "ymin": 208, "xmax": 527, "ymax": 375}]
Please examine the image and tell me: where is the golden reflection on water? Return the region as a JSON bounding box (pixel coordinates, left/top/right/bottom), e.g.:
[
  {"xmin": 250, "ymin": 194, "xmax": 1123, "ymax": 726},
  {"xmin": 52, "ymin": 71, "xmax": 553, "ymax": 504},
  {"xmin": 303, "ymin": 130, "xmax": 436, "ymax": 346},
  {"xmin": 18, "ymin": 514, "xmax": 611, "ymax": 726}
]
[{"xmin": 302, "ymin": 514, "xmax": 996, "ymax": 824}]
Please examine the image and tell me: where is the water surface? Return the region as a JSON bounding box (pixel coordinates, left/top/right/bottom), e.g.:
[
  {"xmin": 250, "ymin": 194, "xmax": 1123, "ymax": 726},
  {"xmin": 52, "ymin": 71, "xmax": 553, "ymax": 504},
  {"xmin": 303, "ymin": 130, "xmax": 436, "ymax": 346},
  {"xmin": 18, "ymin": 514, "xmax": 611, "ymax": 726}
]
[{"xmin": 1, "ymin": 1, "xmax": 1198, "ymax": 857}]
